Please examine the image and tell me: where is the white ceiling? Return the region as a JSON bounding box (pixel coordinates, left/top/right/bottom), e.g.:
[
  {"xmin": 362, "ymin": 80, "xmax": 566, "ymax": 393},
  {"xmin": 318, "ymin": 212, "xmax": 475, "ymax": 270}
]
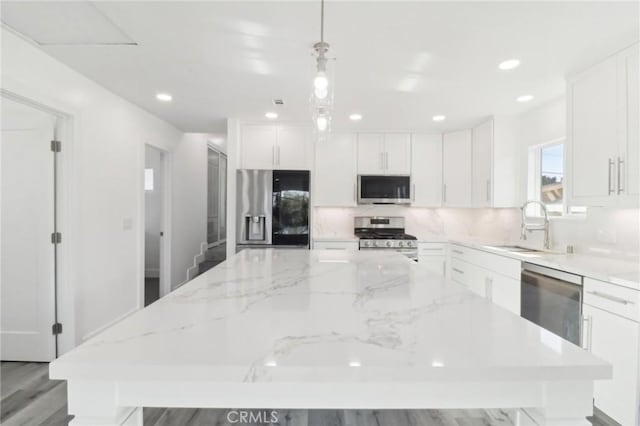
[{"xmin": 2, "ymin": 1, "xmax": 638, "ymax": 133}]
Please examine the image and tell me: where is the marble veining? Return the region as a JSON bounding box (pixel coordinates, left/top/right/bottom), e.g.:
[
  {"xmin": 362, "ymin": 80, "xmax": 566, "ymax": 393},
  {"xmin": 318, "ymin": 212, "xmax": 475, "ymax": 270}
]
[{"xmin": 50, "ymin": 249, "xmax": 610, "ymax": 385}]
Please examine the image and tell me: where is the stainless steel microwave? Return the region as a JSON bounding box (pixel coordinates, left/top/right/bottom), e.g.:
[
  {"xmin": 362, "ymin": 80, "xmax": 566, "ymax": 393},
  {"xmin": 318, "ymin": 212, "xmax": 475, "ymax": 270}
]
[{"xmin": 357, "ymin": 175, "xmax": 411, "ymax": 204}]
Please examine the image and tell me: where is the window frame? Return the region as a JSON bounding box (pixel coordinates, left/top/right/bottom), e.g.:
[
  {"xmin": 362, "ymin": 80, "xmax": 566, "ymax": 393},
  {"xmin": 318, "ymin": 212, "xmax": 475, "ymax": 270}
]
[{"xmin": 527, "ymin": 138, "xmax": 566, "ymax": 216}]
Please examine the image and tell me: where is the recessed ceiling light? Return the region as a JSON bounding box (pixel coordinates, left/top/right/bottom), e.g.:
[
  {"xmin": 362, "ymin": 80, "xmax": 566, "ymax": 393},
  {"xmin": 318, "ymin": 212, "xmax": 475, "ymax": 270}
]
[
  {"xmin": 265, "ymin": 112, "xmax": 278, "ymax": 119},
  {"xmin": 516, "ymin": 95, "xmax": 534, "ymax": 103},
  {"xmin": 349, "ymin": 113, "xmax": 362, "ymax": 121},
  {"xmin": 432, "ymin": 115, "xmax": 446, "ymax": 122},
  {"xmin": 348, "ymin": 361, "xmax": 361, "ymax": 367},
  {"xmin": 498, "ymin": 59, "xmax": 521, "ymax": 70},
  {"xmin": 156, "ymin": 93, "xmax": 172, "ymax": 102}
]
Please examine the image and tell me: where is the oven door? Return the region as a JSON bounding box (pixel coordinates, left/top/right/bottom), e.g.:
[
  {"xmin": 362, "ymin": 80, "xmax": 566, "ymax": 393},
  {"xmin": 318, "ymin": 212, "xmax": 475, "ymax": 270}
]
[
  {"xmin": 358, "ymin": 175, "xmax": 411, "ymax": 204},
  {"xmin": 521, "ymin": 264, "xmax": 583, "ymax": 345}
]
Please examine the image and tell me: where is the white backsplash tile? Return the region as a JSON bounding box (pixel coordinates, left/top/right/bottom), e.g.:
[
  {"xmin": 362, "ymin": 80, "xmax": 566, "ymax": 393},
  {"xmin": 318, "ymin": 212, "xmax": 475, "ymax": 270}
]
[{"xmin": 313, "ymin": 206, "xmax": 640, "ymax": 260}]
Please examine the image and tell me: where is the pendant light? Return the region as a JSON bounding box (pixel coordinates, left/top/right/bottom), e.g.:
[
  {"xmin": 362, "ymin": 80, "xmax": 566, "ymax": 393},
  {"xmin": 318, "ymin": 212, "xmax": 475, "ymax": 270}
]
[{"xmin": 311, "ymin": 0, "xmax": 333, "ymax": 135}]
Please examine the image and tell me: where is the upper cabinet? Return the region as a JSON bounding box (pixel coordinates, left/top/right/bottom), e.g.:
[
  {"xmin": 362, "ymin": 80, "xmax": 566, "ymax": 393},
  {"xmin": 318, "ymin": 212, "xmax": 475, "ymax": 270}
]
[
  {"xmin": 568, "ymin": 43, "xmax": 639, "ymax": 207},
  {"xmin": 471, "ymin": 120, "xmax": 493, "ymax": 207},
  {"xmin": 314, "ymin": 133, "xmax": 357, "ymax": 207},
  {"xmin": 411, "ymin": 134, "xmax": 443, "ymax": 206},
  {"xmin": 240, "ymin": 124, "xmax": 312, "ymax": 170},
  {"xmin": 357, "ymin": 133, "xmax": 411, "ymax": 175},
  {"xmin": 442, "ymin": 130, "xmax": 472, "ymax": 207}
]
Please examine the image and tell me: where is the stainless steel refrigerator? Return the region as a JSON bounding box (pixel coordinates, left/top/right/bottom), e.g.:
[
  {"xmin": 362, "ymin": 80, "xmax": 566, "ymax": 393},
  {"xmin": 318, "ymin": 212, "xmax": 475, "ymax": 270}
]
[{"xmin": 236, "ymin": 169, "xmax": 310, "ymax": 249}]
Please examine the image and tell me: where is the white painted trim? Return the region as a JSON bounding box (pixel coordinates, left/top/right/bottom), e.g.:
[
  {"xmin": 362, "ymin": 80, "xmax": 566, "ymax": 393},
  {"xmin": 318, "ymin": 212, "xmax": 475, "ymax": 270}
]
[{"xmin": 80, "ymin": 307, "xmax": 138, "ymax": 343}]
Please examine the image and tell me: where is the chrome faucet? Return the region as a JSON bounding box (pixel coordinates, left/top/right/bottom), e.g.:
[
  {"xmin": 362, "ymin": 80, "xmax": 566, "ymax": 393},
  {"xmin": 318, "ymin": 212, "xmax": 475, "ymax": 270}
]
[{"xmin": 520, "ymin": 200, "xmax": 551, "ymax": 250}]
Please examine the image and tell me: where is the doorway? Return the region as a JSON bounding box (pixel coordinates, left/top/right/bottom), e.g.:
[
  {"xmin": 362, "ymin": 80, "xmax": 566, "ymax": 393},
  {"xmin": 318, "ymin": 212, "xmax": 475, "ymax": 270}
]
[
  {"xmin": 1, "ymin": 97, "xmax": 59, "ymax": 361},
  {"xmin": 144, "ymin": 145, "xmax": 167, "ymax": 306}
]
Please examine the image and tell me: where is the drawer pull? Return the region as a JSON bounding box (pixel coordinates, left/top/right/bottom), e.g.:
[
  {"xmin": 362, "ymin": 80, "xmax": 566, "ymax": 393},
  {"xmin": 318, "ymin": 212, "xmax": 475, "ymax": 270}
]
[
  {"xmin": 420, "ymin": 248, "xmax": 444, "ymax": 251},
  {"xmin": 452, "ymin": 249, "xmax": 464, "ymax": 255},
  {"xmin": 586, "ymin": 290, "xmax": 634, "ymax": 305},
  {"xmin": 452, "ymin": 268, "xmax": 465, "ymax": 274}
]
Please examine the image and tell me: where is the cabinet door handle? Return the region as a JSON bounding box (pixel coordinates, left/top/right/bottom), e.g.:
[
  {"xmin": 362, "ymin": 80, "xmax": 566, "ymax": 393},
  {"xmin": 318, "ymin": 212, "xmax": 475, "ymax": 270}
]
[
  {"xmin": 608, "ymin": 158, "xmax": 615, "ymax": 195},
  {"xmin": 617, "ymin": 157, "xmax": 625, "ymax": 194},
  {"xmin": 272, "ymin": 145, "xmax": 276, "ymax": 167},
  {"xmin": 443, "ymin": 184, "xmax": 447, "ymax": 203},
  {"xmin": 354, "ymin": 183, "xmax": 357, "ymax": 202},
  {"xmin": 379, "ymin": 153, "xmax": 383, "ymax": 170},
  {"xmin": 586, "ymin": 290, "xmax": 634, "ymax": 305},
  {"xmin": 452, "ymin": 268, "xmax": 465, "ymax": 274},
  {"xmin": 452, "ymin": 249, "xmax": 464, "ymax": 255},
  {"xmin": 412, "ymin": 183, "xmax": 416, "ymax": 202},
  {"xmin": 386, "ymin": 152, "xmax": 389, "ymax": 169},
  {"xmin": 277, "ymin": 145, "xmax": 281, "ymax": 166},
  {"xmin": 581, "ymin": 316, "xmax": 591, "ymax": 351},
  {"xmin": 486, "ymin": 180, "xmax": 491, "ymax": 202}
]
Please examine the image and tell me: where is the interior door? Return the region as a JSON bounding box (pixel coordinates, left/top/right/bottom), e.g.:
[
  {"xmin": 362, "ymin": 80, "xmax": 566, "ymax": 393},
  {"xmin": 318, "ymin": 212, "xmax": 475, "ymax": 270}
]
[{"xmin": 1, "ymin": 98, "xmax": 57, "ymax": 361}]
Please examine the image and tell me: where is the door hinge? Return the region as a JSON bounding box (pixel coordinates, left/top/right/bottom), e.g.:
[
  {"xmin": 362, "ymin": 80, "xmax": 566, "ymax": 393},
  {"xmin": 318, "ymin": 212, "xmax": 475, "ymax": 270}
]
[
  {"xmin": 50, "ymin": 140, "xmax": 62, "ymax": 152},
  {"xmin": 51, "ymin": 232, "xmax": 62, "ymax": 244},
  {"xmin": 52, "ymin": 323, "xmax": 63, "ymax": 335}
]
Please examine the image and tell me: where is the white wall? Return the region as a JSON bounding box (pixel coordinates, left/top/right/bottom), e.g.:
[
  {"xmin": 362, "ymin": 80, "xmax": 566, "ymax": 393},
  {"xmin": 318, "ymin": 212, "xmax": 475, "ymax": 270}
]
[
  {"xmin": 144, "ymin": 145, "xmax": 163, "ymax": 277},
  {"xmin": 170, "ymin": 133, "xmax": 209, "ymax": 287},
  {"xmin": 1, "ymin": 28, "xmax": 207, "ymax": 353}
]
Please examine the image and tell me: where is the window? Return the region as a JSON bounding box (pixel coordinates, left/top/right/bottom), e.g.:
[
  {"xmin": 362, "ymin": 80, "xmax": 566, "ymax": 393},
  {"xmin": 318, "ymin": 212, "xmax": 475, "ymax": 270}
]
[{"xmin": 528, "ymin": 140, "xmax": 564, "ymax": 215}]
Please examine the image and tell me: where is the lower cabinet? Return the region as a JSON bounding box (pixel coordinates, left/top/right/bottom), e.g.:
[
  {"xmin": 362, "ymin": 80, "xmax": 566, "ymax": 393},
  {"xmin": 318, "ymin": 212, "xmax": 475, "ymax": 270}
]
[
  {"xmin": 582, "ymin": 278, "xmax": 640, "ymax": 426},
  {"xmin": 313, "ymin": 240, "xmax": 358, "ymax": 251},
  {"xmin": 448, "ymin": 244, "xmax": 521, "ymax": 315},
  {"xmin": 417, "ymin": 242, "xmax": 446, "ymax": 276}
]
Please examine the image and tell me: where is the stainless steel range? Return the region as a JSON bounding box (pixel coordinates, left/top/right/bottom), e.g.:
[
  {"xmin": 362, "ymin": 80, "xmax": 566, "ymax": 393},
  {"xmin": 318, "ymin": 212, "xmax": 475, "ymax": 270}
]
[{"xmin": 354, "ymin": 216, "xmax": 418, "ymax": 261}]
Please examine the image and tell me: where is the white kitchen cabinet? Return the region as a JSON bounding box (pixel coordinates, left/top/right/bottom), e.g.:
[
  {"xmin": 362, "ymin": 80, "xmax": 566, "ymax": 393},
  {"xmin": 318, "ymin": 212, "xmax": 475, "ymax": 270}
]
[
  {"xmin": 240, "ymin": 124, "xmax": 312, "ymax": 170},
  {"xmin": 485, "ymin": 273, "xmax": 520, "ymax": 315},
  {"xmin": 442, "ymin": 130, "xmax": 472, "ymax": 207},
  {"xmin": 568, "ymin": 43, "xmax": 639, "ymax": 207},
  {"xmin": 314, "ymin": 133, "xmax": 357, "ymax": 206},
  {"xmin": 241, "ymin": 125, "xmax": 278, "ymax": 170},
  {"xmin": 448, "ymin": 244, "xmax": 521, "ymax": 315},
  {"xmin": 276, "ymin": 126, "xmax": 312, "ymax": 170},
  {"xmin": 357, "ymin": 133, "xmax": 385, "ymax": 174},
  {"xmin": 583, "ymin": 297, "xmax": 639, "ymax": 426},
  {"xmin": 618, "ymin": 45, "xmax": 640, "ymax": 205},
  {"xmin": 417, "ymin": 242, "xmax": 446, "ymax": 276},
  {"xmin": 383, "ymin": 134, "xmax": 411, "ymax": 175},
  {"xmin": 471, "ymin": 120, "xmax": 492, "ymax": 207},
  {"xmin": 411, "ymin": 134, "xmax": 442, "ymax": 206},
  {"xmin": 357, "ymin": 133, "xmax": 411, "ymax": 175}
]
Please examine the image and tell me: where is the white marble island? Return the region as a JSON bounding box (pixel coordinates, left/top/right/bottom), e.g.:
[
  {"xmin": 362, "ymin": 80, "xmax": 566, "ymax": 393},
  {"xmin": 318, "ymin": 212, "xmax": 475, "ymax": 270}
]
[{"xmin": 50, "ymin": 249, "xmax": 610, "ymax": 426}]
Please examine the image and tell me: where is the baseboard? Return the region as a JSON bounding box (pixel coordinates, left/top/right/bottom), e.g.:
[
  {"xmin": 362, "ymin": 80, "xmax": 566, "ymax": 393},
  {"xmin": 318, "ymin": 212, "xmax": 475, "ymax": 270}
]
[
  {"xmin": 81, "ymin": 307, "xmax": 138, "ymax": 343},
  {"xmin": 145, "ymin": 268, "xmax": 160, "ymax": 278}
]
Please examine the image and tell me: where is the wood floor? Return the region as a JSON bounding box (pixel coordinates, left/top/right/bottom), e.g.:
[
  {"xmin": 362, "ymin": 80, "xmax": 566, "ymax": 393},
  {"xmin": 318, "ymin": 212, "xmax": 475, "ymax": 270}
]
[{"xmin": 1, "ymin": 361, "xmax": 608, "ymax": 426}]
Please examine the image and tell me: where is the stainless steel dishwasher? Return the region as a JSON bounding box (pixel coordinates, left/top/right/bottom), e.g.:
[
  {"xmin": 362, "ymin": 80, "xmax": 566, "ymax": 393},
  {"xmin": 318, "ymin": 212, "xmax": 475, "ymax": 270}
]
[{"xmin": 521, "ymin": 263, "xmax": 583, "ymax": 346}]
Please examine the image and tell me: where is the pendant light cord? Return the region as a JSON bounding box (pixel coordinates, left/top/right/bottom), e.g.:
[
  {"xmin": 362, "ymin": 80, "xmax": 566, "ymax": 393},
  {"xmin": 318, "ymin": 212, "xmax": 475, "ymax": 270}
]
[{"xmin": 320, "ymin": 0, "xmax": 324, "ymax": 43}]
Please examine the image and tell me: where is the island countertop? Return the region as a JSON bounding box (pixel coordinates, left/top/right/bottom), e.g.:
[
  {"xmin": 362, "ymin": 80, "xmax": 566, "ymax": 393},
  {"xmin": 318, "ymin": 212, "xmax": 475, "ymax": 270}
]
[{"xmin": 50, "ymin": 249, "xmax": 609, "ymax": 385}]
